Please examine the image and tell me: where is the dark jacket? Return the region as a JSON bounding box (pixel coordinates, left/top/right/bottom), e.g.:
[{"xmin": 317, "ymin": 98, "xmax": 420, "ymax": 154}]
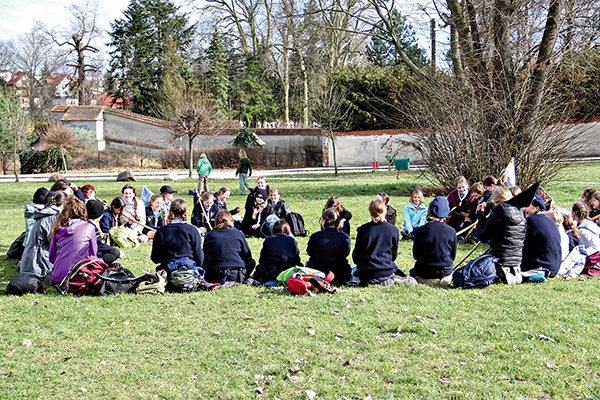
[
  {"xmin": 352, "ymin": 221, "xmax": 399, "ymax": 285},
  {"xmin": 307, "ymin": 228, "xmax": 352, "ymax": 285},
  {"xmin": 264, "ymin": 199, "xmax": 291, "ymax": 220},
  {"xmin": 256, "ymin": 233, "xmax": 301, "ymax": 282},
  {"xmin": 202, "ymin": 227, "xmax": 255, "ymax": 282},
  {"xmin": 447, "ymin": 190, "xmax": 478, "ymax": 229},
  {"xmin": 145, "ymin": 205, "xmax": 166, "ymax": 234},
  {"xmin": 412, "ymin": 221, "xmax": 457, "ymax": 279},
  {"xmin": 241, "ymin": 202, "xmax": 267, "ymax": 237},
  {"xmin": 191, "ymin": 202, "xmax": 219, "ymax": 230},
  {"xmin": 236, "ymin": 157, "xmax": 252, "ymax": 176},
  {"xmin": 522, "ymin": 213, "xmax": 562, "ymax": 277},
  {"xmin": 150, "ymin": 222, "xmax": 204, "ymax": 269},
  {"xmin": 478, "ymin": 202, "xmax": 525, "ymax": 267}
]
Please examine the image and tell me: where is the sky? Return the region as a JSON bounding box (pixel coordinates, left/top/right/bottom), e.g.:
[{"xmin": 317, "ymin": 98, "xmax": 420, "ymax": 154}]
[{"xmin": 0, "ymin": 0, "xmax": 129, "ymax": 41}]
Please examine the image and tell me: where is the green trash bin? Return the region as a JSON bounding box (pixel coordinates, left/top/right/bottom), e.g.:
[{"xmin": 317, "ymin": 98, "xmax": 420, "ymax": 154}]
[{"xmin": 394, "ymin": 158, "xmax": 410, "ymax": 170}]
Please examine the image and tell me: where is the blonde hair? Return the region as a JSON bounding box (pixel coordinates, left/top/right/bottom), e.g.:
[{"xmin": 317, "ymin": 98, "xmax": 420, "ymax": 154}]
[
  {"xmin": 455, "ymin": 176, "xmax": 469, "ymax": 187},
  {"xmin": 470, "ymin": 182, "xmax": 484, "ymax": 196},
  {"xmin": 409, "ymin": 188, "xmax": 424, "ymax": 203},
  {"xmin": 490, "ymin": 187, "xmax": 512, "ymax": 205},
  {"xmin": 369, "ymin": 199, "xmax": 387, "ymax": 223},
  {"xmin": 546, "ymin": 210, "xmax": 563, "ymax": 228},
  {"xmin": 239, "ymin": 149, "xmax": 247, "ymax": 158}
]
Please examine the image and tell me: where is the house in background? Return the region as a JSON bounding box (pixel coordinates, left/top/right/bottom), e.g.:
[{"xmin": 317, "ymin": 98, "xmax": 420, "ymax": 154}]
[{"xmin": 45, "ymin": 73, "xmax": 77, "ymax": 106}]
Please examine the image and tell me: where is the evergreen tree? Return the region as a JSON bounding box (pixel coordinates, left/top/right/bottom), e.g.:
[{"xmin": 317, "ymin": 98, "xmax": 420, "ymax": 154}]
[
  {"xmin": 366, "ymin": 9, "xmax": 427, "ymax": 69},
  {"xmin": 205, "ymin": 29, "xmax": 231, "ymax": 118},
  {"xmin": 105, "ymin": 0, "xmax": 195, "ymax": 116}
]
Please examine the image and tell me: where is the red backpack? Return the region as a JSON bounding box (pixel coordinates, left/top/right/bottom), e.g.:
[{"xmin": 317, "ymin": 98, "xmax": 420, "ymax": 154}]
[
  {"xmin": 57, "ymin": 256, "xmax": 109, "ymax": 295},
  {"xmin": 287, "ymin": 271, "xmax": 336, "ymax": 295}
]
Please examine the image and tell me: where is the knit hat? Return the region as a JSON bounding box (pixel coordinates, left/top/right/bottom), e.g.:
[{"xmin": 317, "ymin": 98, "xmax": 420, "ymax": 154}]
[
  {"xmin": 200, "ymin": 153, "xmax": 206, "ymax": 158},
  {"xmin": 429, "ymin": 196, "xmax": 450, "ymax": 219},
  {"xmin": 255, "ymin": 189, "xmax": 268, "ymax": 201},
  {"xmin": 86, "ymin": 199, "xmax": 105, "ymax": 220},
  {"xmin": 531, "ymin": 194, "xmax": 547, "ymax": 211}
]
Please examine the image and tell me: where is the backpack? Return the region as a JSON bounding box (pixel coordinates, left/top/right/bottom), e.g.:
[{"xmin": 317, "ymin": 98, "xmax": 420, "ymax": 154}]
[
  {"xmin": 6, "ymin": 273, "xmax": 44, "ymax": 295},
  {"xmin": 260, "ymin": 214, "xmax": 280, "ymax": 237},
  {"xmin": 287, "ymin": 271, "xmax": 336, "ymax": 295},
  {"xmin": 134, "ymin": 270, "xmax": 167, "ymax": 295},
  {"xmin": 98, "ymin": 264, "xmax": 138, "ymax": 295},
  {"xmin": 452, "ymin": 254, "xmax": 497, "ymax": 289},
  {"xmin": 7, "ymin": 231, "xmax": 27, "ymax": 259},
  {"xmin": 57, "ymin": 256, "xmax": 109, "ymax": 295},
  {"xmin": 285, "ymin": 212, "xmax": 307, "ymax": 237},
  {"xmin": 168, "ymin": 267, "xmax": 205, "ymax": 292},
  {"xmin": 109, "ymin": 226, "xmax": 139, "ymax": 248}
]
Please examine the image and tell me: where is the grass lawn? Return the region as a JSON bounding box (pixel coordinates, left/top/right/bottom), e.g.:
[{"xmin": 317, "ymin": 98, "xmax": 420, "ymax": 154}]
[{"xmin": 1, "ymin": 163, "xmax": 600, "ymax": 399}]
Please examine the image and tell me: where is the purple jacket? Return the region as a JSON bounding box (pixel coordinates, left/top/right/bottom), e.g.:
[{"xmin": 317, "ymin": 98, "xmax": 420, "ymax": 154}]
[{"xmin": 49, "ymin": 219, "xmax": 98, "ymax": 284}]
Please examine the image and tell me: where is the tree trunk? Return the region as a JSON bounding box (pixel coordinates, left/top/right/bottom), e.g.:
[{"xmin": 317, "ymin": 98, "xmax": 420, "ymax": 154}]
[
  {"xmin": 330, "ymin": 132, "xmax": 338, "ymax": 176},
  {"xmin": 12, "ymin": 139, "xmax": 19, "ymax": 183},
  {"xmin": 188, "ymin": 136, "xmax": 194, "ymax": 178}
]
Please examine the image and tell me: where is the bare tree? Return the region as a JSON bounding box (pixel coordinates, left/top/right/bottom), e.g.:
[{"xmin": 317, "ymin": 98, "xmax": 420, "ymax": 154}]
[
  {"xmin": 0, "ymin": 89, "xmax": 33, "ymax": 182},
  {"xmin": 312, "ymin": 78, "xmax": 353, "ymax": 175},
  {"xmin": 45, "ymin": 0, "xmax": 102, "ymax": 105},
  {"xmin": 359, "ymin": 0, "xmax": 597, "ymax": 189},
  {"xmin": 155, "ymin": 62, "xmax": 230, "ymax": 177},
  {"xmin": 9, "ymin": 22, "xmax": 66, "ymax": 124}
]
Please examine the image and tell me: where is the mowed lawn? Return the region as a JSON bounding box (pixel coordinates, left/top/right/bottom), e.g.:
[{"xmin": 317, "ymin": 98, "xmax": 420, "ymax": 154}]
[{"xmin": 1, "ymin": 164, "xmax": 600, "ymax": 399}]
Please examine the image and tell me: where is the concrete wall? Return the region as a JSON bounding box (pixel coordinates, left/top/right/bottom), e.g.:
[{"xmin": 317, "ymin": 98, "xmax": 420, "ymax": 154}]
[{"xmin": 103, "ymin": 111, "xmax": 174, "ymax": 151}]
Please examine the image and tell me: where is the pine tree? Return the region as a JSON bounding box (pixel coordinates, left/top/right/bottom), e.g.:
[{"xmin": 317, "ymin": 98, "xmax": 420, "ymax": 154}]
[
  {"xmin": 205, "ymin": 29, "xmax": 231, "ymax": 118},
  {"xmin": 106, "ymin": 0, "xmax": 195, "ymax": 116}
]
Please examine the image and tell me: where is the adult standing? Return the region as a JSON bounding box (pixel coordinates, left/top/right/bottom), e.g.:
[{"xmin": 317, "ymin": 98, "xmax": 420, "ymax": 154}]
[
  {"xmin": 235, "ymin": 149, "xmax": 253, "ymax": 195},
  {"xmin": 306, "ymin": 208, "xmax": 352, "ymax": 285},
  {"xmin": 521, "ymin": 194, "xmax": 562, "ymax": 278},
  {"xmin": 196, "ymin": 153, "xmax": 213, "ymax": 194},
  {"xmin": 410, "ymin": 197, "xmax": 457, "ymax": 286}
]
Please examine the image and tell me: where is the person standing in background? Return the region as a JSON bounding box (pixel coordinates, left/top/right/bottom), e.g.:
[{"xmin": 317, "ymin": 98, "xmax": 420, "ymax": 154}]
[
  {"xmin": 235, "ymin": 149, "xmax": 253, "ymax": 195},
  {"xmin": 196, "ymin": 153, "xmax": 213, "ymax": 194}
]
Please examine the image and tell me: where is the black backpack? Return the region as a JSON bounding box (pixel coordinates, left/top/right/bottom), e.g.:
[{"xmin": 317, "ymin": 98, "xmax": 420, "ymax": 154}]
[
  {"xmin": 452, "ymin": 254, "xmax": 497, "ymax": 289},
  {"xmin": 98, "ymin": 264, "xmax": 139, "ymax": 295},
  {"xmin": 285, "ymin": 212, "xmax": 307, "ymax": 237}
]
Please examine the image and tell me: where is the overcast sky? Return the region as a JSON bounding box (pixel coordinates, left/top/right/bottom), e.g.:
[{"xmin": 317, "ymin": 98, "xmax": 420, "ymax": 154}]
[{"xmin": 0, "ymin": 0, "xmax": 131, "ymax": 41}]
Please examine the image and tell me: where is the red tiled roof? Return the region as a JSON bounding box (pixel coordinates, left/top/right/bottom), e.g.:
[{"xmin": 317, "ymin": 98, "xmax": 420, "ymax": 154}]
[{"xmin": 6, "ymin": 71, "xmax": 26, "ymax": 86}]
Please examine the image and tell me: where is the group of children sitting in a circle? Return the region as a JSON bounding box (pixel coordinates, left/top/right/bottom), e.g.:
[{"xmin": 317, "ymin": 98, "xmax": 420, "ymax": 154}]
[{"xmin": 14, "ymin": 173, "xmax": 600, "ymax": 291}]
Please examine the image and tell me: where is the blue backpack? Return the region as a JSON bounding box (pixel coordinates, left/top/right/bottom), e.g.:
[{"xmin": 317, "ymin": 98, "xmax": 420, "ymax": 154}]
[{"xmin": 452, "ymin": 254, "xmax": 497, "ymax": 289}]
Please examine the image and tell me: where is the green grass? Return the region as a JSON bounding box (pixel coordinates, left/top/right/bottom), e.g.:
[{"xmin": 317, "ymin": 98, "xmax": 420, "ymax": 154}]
[{"xmin": 1, "ymin": 164, "xmax": 600, "ymax": 399}]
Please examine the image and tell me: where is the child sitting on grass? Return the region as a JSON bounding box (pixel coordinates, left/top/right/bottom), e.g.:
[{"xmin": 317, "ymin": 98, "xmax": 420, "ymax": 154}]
[{"xmin": 401, "ymin": 188, "xmax": 427, "ymax": 240}]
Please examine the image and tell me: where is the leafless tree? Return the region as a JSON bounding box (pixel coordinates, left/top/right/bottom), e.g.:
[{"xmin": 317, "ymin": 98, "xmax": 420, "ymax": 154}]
[
  {"xmin": 361, "ymin": 0, "xmax": 597, "ymax": 189},
  {"xmin": 44, "ymin": 0, "xmax": 102, "ymax": 105},
  {"xmin": 0, "ymin": 89, "xmax": 33, "ymax": 182},
  {"xmin": 312, "ymin": 78, "xmax": 354, "ymax": 175},
  {"xmin": 9, "ymin": 22, "xmax": 66, "ymax": 124}
]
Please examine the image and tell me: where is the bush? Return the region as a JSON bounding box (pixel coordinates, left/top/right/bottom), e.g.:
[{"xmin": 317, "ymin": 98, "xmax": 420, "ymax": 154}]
[{"xmin": 20, "ymin": 147, "xmax": 67, "ymax": 174}]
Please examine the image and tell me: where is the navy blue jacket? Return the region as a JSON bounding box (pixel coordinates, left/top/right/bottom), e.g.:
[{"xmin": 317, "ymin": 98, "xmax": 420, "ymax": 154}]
[
  {"xmin": 256, "ymin": 233, "xmax": 301, "ymax": 281},
  {"xmin": 191, "ymin": 202, "xmax": 219, "ymax": 230},
  {"xmin": 307, "ymin": 228, "xmax": 351, "ymax": 285},
  {"xmin": 522, "ymin": 213, "xmax": 562, "ymax": 277},
  {"xmin": 151, "ymin": 222, "xmax": 204, "ymax": 269},
  {"xmin": 412, "ymin": 221, "xmax": 457, "ymax": 279},
  {"xmin": 352, "ymin": 221, "xmax": 399, "ymax": 284},
  {"xmin": 202, "ymin": 227, "xmax": 254, "ymax": 274},
  {"xmin": 145, "ymin": 205, "xmax": 165, "ymax": 234}
]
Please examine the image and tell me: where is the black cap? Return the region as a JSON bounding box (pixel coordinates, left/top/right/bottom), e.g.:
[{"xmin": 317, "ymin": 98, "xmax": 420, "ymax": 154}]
[{"xmin": 160, "ymin": 185, "xmax": 177, "ymax": 194}]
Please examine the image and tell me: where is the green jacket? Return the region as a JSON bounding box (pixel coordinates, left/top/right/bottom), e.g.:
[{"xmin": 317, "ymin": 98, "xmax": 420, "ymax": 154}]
[
  {"xmin": 196, "ymin": 157, "xmax": 212, "ymax": 176},
  {"xmin": 236, "ymin": 157, "xmax": 252, "ymax": 176}
]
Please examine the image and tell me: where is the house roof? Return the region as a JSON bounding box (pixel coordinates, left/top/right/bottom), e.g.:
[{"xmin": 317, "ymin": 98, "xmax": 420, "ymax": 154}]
[
  {"xmin": 45, "ymin": 73, "xmax": 71, "ymax": 88},
  {"xmin": 6, "ymin": 71, "xmax": 26, "ymax": 86},
  {"xmin": 60, "ymin": 106, "xmax": 104, "ymax": 121}
]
